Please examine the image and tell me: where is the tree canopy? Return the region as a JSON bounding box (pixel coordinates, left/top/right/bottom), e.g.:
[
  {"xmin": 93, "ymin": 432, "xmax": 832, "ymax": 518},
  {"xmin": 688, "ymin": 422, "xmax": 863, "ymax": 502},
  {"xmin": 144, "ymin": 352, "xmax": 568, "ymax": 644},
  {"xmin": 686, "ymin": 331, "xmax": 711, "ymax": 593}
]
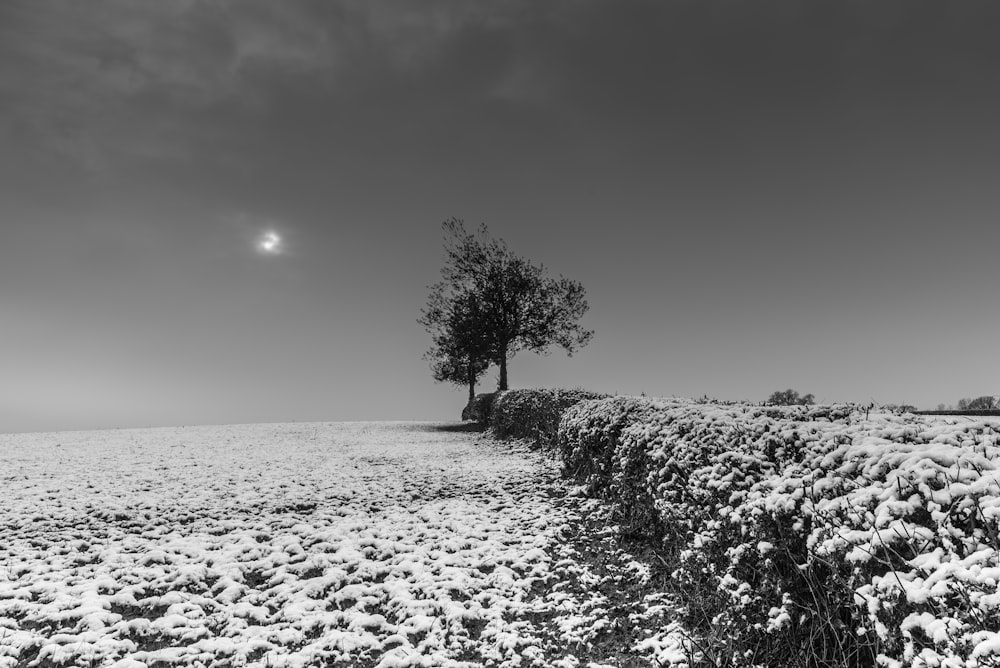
[
  {"xmin": 420, "ymin": 219, "xmax": 593, "ymax": 393},
  {"xmin": 418, "ymin": 286, "xmax": 492, "ymax": 401}
]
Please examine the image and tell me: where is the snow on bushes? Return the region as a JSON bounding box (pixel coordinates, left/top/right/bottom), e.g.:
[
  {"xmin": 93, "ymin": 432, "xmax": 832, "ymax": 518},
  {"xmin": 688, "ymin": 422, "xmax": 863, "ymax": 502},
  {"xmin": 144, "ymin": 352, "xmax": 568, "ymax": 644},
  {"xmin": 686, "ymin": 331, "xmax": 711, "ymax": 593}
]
[
  {"xmin": 462, "ymin": 392, "xmax": 497, "ymax": 424},
  {"xmin": 557, "ymin": 397, "xmax": 1000, "ymax": 667},
  {"xmin": 558, "ymin": 396, "xmax": 677, "ymax": 497},
  {"xmin": 489, "ymin": 389, "xmax": 609, "ymax": 445}
]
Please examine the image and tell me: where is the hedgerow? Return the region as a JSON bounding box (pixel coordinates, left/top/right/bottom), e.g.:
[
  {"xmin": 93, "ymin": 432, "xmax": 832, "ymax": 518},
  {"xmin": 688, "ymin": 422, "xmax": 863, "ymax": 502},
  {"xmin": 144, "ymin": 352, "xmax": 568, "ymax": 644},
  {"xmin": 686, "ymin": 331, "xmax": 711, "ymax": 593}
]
[
  {"xmin": 462, "ymin": 392, "xmax": 497, "ymax": 424},
  {"xmin": 558, "ymin": 395, "xmax": 675, "ymax": 497},
  {"xmin": 555, "ymin": 397, "xmax": 1000, "ymax": 668},
  {"xmin": 489, "ymin": 388, "xmax": 609, "ymax": 445}
]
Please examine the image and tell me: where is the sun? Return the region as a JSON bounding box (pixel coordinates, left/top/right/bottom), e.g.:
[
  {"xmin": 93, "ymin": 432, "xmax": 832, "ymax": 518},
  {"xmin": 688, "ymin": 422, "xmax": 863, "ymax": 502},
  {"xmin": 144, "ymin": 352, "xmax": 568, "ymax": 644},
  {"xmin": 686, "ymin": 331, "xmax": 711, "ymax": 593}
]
[{"xmin": 256, "ymin": 230, "xmax": 283, "ymax": 255}]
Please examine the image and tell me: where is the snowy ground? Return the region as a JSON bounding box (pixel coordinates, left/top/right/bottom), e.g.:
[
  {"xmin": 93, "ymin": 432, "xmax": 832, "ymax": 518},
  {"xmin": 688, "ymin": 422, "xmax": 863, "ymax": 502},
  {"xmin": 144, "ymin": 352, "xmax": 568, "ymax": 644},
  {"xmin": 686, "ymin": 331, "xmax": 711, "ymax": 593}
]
[{"xmin": 0, "ymin": 422, "xmax": 682, "ymax": 668}]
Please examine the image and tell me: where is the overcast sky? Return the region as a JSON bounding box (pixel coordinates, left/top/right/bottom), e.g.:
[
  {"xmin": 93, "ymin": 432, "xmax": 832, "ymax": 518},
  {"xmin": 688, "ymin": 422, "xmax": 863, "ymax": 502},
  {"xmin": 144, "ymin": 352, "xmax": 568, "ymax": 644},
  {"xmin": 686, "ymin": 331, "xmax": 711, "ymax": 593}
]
[{"xmin": 3, "ymin": 0, "xmax": 999, "ymax": 433}]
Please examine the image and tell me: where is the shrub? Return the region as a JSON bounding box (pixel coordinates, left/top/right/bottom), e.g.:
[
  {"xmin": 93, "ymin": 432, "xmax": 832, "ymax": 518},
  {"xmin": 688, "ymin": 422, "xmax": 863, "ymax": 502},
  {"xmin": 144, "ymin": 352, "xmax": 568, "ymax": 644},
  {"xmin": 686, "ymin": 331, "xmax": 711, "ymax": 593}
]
[
  {"xmin": 558, "ymin": 395, "xmax": 673, "ymax": 495},
  {"xmin": 612, "ymin": 402, "xmax": 868, "ymax": 665},
  {"xmin": 559, "ymin": 397, "xmax": 1000, "ymax": 667},
  {"xmin": 462, "ymin": 392, "xmax": 497, "ymax": 424},
  {"xmin": 489, "ymin": 388, "xmax": 609, "ymax": 446}
]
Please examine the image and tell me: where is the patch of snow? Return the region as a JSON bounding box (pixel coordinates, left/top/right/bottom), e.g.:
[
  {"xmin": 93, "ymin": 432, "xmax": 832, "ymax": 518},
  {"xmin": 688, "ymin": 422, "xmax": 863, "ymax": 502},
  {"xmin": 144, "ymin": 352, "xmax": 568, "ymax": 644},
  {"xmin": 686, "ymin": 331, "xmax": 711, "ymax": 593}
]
[{"xmin": 0, "ymin": 422, "xmax": 591, "ymax": 666}]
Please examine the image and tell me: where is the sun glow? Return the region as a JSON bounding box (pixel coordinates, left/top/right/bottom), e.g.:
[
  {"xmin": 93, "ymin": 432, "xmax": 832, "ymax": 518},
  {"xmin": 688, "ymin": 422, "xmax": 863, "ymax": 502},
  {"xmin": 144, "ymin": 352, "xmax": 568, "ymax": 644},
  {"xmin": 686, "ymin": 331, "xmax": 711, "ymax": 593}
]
[{"xmin": 256, "ymin": 230, "xmax": 283, "ymax": 255}]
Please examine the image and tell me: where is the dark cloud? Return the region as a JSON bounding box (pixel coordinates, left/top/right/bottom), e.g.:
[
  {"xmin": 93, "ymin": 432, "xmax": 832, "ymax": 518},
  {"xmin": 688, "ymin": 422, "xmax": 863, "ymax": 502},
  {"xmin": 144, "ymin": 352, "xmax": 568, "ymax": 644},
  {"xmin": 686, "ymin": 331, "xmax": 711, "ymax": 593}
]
[
  {"xmin": 7, "ymin": 0, "xmax": 997, "ymax": 174},
  {"xmin": 0, "ymin": 1, "xmax": 328, "ymax": 173},
  {"xmin": 0, "ymin": 1, "xmax": 536, "ymax": 180}
]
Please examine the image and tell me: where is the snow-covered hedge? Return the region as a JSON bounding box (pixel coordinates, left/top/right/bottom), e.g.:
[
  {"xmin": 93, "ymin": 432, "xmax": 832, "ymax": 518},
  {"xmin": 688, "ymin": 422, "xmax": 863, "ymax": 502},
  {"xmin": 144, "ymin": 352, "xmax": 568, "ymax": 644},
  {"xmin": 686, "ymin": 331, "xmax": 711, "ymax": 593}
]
[
  {"xmin": 557, "ymin": 397, "xmax": 1000, "ymax": 667},
  {"xmin": 559, "ymin": 395, "xmax": 677, "ymax": 495},
  {"xmin": 489, "ymin": 388, "xmax": 609, "ymax": 445},
  {"xmin": 462, "ymin": 392, "xmax": 497, "ymax": 424}
]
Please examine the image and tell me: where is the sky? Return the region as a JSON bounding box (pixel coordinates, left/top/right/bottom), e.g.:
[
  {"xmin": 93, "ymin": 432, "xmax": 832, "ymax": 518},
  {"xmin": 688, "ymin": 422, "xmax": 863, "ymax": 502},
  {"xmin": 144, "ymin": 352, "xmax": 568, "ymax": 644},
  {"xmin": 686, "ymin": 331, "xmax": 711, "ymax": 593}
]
[{"xmin": 2, "ymin": 0, "xmax": 1000, "ymax": 433}]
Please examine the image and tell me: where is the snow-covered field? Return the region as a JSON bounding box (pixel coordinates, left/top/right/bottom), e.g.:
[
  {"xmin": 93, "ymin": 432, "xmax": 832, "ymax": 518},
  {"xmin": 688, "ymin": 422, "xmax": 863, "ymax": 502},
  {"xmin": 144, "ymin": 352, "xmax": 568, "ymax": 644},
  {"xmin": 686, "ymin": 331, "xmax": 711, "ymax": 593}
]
[{"xmin": 0, "ymin": 422, "xmax": 679, "ymax": 668}]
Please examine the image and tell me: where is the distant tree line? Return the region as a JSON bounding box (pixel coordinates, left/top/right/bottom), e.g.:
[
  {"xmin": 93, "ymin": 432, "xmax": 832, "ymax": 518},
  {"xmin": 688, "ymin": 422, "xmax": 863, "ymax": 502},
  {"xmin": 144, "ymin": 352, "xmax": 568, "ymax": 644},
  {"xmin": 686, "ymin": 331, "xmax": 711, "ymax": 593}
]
[
  {"xmin": 766, "ymin": 389, "xmax": 919, "ymax": 413},
  {"xmin": 926, "ymin": 397, "xmax": 1000, "ymax": 412},
  {"xmin": 766, "ymin": 389, "xmax": 815, "ymax": 406},
  {"xmin": 957, "ymin": 396, "xmax": 998, "ymax": 411}
]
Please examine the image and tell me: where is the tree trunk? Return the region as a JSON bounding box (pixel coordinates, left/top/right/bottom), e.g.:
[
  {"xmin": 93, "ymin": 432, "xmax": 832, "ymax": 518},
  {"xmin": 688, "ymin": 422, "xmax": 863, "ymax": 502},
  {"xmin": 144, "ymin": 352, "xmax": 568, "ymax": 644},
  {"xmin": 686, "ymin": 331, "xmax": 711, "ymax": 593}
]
[
  {"xmin": 467, "ymin": 362, "xmax": 475, "ymax": 402},
  {"xmin": 498, "ymin": 355, "xmax": 508, "ymax": 391}
]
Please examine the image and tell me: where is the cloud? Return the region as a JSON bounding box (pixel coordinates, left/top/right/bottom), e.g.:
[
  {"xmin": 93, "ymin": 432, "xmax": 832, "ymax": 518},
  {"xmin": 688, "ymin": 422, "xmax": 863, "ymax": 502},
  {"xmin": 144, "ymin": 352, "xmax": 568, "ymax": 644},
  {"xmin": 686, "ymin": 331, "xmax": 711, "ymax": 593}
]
[
  {"xmin": 0, "ymin": 1, "xmax": 337, "ymax": 172},
  {"xmin": 1, "ymin": 1, "xmax": 337, "ymax": 105},
  {"xmin": 0, "ymin": 0, "xmax": 537, "ymax": 173},
  {"xmin": 6, "ymin": 0, "xmax": 998, "ymax": 178}
]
